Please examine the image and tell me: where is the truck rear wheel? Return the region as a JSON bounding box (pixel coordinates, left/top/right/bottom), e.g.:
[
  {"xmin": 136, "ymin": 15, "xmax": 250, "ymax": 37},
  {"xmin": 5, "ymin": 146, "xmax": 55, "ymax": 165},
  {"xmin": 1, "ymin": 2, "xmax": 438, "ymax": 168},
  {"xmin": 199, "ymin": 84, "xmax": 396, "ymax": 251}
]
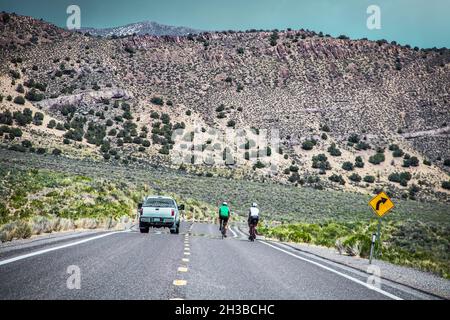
[
  {"xmin": 140, "ymin": 227, "xmax": 149, "ymax": 233},
  {"xmin": 170, "ymin": 224, "xmax": 180, "ymax": 234}
]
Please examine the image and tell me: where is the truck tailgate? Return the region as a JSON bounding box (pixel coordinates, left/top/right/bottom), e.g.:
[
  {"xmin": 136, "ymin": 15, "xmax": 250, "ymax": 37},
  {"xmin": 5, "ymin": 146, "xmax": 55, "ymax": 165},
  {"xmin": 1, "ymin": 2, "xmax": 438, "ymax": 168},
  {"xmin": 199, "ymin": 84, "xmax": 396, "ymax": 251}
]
[{"xmin": 142, "ymin": 207, "xmax": 173, "ymax": 218}]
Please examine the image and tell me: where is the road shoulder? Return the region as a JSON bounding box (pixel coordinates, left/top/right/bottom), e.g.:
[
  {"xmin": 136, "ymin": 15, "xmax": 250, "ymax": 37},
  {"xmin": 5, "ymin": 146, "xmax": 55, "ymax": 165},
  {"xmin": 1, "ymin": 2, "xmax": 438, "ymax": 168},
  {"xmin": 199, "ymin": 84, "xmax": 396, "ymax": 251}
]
[{"xmin": 236, "ymin": 225, "xmax": 450, "ymax": 299}]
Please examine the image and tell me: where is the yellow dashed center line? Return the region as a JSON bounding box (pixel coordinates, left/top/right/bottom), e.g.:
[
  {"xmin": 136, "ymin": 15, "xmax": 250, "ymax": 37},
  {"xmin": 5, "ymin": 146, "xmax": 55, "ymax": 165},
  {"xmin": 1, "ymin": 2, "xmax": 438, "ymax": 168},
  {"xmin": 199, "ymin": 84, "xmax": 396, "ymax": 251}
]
[
  {"xmin": 182, "ymin": 258, "xmax": 189, "ymax": 262},
  {"xmin": 178, "ymin": 267, "xmax": 188, "ymax": 272},
  {"xmin": 173, "ymin": 280, "xmax": 187, "ymax": 286}
]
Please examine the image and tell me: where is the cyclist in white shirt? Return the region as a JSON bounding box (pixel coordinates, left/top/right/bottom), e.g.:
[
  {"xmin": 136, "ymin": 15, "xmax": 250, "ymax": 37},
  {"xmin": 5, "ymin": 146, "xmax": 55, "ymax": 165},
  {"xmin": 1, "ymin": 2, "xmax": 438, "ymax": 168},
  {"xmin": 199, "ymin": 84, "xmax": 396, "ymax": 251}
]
[{"xmin": 248, "ymin": 202, "xmax": 259, "ymax": 241}]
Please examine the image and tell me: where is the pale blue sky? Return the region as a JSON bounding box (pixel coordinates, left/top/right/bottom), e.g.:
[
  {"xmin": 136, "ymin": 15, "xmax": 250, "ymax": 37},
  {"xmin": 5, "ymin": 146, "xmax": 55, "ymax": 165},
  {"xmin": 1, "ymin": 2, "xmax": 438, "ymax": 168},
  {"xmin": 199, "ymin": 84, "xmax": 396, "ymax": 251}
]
[{"xmin": 0, "ymin": 0, "xmax": 449, "ymax": 48}]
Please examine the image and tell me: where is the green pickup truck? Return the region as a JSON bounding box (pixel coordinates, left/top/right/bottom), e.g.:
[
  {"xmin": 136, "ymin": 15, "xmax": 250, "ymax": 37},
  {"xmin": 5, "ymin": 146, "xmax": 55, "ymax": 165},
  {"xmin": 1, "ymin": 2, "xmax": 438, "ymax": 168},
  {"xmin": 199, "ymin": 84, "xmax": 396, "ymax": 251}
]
[{"xmin": 138, "ymin": 196, "xmax": 184, "ymax": 234}]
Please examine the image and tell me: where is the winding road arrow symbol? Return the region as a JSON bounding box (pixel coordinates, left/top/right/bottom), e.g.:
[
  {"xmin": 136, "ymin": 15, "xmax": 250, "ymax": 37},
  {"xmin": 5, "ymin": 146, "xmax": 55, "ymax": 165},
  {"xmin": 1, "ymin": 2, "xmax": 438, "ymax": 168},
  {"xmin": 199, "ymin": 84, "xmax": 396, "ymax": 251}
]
[{"xmin": 375, "ymin": 198, "xmax": 388, "ymax": 211}]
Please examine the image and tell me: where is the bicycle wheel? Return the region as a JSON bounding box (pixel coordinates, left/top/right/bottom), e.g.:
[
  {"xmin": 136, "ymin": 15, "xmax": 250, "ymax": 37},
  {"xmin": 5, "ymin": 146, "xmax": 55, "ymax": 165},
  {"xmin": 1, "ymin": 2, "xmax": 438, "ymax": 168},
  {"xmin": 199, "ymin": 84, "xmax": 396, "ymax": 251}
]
[{"xmin": 250, "ymin": 225, "xmax": 256, "ymax": 241}]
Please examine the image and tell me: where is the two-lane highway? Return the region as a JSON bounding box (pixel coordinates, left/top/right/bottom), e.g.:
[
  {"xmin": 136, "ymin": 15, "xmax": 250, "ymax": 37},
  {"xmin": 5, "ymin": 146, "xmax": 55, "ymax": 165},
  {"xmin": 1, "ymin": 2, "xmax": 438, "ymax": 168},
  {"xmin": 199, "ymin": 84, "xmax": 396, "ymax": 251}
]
[{"xmin": 0, "ymin": 222, "xmax": 437, "ymax": 300}]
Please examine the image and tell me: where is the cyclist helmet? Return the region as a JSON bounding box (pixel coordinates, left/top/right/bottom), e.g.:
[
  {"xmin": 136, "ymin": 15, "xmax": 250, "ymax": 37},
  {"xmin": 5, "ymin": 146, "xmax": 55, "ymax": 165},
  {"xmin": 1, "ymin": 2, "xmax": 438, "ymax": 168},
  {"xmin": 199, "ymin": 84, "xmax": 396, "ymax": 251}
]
[
  {"xmin": 222, "ymin": 201, "xmax": 228, "ymax": 206},
  {"xmin": 252, "ymin": 202, "xmax": 258, "ymax": 207}
]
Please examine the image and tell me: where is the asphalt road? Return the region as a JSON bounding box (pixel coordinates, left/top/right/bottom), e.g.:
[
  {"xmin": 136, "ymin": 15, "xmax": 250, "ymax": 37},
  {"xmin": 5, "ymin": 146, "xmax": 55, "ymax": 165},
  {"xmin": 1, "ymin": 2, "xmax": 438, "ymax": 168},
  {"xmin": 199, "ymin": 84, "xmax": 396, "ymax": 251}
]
[{"xmin": 0, "ymin": 222, "xmax": 437, "ymax": 300}]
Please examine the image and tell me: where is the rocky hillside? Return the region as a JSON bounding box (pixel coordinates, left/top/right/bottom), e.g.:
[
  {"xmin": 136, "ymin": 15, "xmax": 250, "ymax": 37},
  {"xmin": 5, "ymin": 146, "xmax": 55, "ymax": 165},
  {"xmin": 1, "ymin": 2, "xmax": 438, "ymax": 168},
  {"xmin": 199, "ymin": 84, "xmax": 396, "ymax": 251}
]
[
  {"xmin": 80, "ymin": 21, "xmax": 203, "ymax": 37},
  {"xmin": 1, "ymin": 12, "xmax": 449, "ymax": 202}
]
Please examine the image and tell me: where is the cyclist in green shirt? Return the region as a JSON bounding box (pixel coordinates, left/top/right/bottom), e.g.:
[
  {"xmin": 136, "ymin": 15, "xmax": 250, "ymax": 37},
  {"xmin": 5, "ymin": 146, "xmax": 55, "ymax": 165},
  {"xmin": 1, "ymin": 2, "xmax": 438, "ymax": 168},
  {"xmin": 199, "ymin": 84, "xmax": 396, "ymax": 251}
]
[{"xmin": 218, "ymin": 202, "xmax": 230, "ymax": 237}]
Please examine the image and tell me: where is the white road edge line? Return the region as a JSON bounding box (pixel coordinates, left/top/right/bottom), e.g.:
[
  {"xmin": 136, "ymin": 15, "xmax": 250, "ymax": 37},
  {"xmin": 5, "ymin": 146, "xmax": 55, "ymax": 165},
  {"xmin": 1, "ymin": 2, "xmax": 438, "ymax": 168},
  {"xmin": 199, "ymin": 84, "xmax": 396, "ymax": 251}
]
[
  {"xmin": 0, "ymin": 231, "xmax": 125, "ymax": 266},
  {"xmin": 235, "ymin": 226, "xmax": 247, "ymax": 237},
  {"xmin": 260, "ymin": 241, "xmax": 402, "ymax": 300},
  {"xmin": 229, "ymin": 226, "xmax": 238, "ymax": 238}
]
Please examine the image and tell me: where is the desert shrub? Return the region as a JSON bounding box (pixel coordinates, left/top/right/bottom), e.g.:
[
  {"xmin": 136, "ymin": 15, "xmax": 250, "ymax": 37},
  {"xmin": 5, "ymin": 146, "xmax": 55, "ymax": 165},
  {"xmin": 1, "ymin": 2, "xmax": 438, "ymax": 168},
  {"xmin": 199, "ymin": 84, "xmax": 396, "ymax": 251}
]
[
  {"xmin": 442, "ymin": 181, "xmax": 450, "ymax": 190},
  {"xmin": 327, "ymin": 143, "xmax": 341, "ymax": 156},
  {"xmin": 13, "ymin": 95, "xmax": 25, "ymax": 105},
  {"xmin": 47, "ymin": 119, "xmax": 56, "ymax": 129},
  {"xmin": 320, "ymin": 124, "xmax": 330, "ymax": 132},
  {"xmin": 253, "ymin": 161, "xmax": 265, "ymax": 169},
  {"xmin": 389, "ymin": 144, "xmax": 399, "ymax": 151},
  {"xmin": 52, "ymin": 148, "xmax": 62, "ymax": 156},
  {"xmin": 363, "ymin": 175, "xmax": 375, "ymax": 183},
  {"xmin": 25, "ymin": 88, "xmax": 44, "ymax": 101},
  {"xmin": 161, "ymin": 113, "xmax": 170, "ymax": 125},
  {"xmin": 342, "ymin": 161, "xmax": 354, "ymax": 171},
  {"xmin": 33, "ymin": 112, "xmax": 44, "ymax": 125},
  {"xmin": 269, "ymin": 31, "xmax": 279, "ymax": 46},
  {"xmin": 13, "ymin": 109, "xmax": 33, "ymax": 126},
  {"xmin": 9, "ymin": 127, "xmax": 23, "ymax": 138},
  {"xmin": 443, "ymin": 159, "xmax": 450, "ymax": 166},
  {"xmin": 312, "ymin": 154, "xmax": 331, "ymax": 173},
  {"xmin": 408, "ymin": 184, "xmax": 420, "ymax": 199},
  {"xmin": 355, "ymin": 156, "xmax": 364, "ymax": 168},
  {"xmin": 150, "ymin": 111, "xmax": 159, "ymax": 119},
  {"xmin": 142, "ymin": 140, "xmax": 150, "ymax": 147},
  {"xmin": 389, "ymin": 172, "xmax": 412, "ymax": 185},
  {"xmin": 30, "ymin": 216, "xmax": 53, "ymax": 235},
  {"xmin": 150, "ymin": 97, "xmax": 164, "ymax": 106},
  {"xmin": 84, "ymin": 122, "xmax": 106, "ymax": 145},
  {"xmin": 132, "ymin": 137, "xmax": 142, "ymax": 145},
  {"xmin": 288, "ymin": 172, "xmax": 300, "ymax": 183},
  {"xmin": 393, "ymin": 149, "xmax": 404, "ymax": 157},
  {"xmin": 122, "ymin": 110, "xmax": 133, "ymax": 120},
  {"xmin": 60, "ymin": 105, "xmax": 76, "ymax": 117},
  {"xmin": 217, "ymin": 112, "xmax": 226, "ymax": 119},
  {"xmin": 348, "ymin": 173, "xmax": 362, "ymax": 182},
  {"xmin": 159, "ymin": 145, "xmax": 170, "ymax": 155},
  {"xmin": 0, "ymin": 221, "xmax": 32, "ymax": 242},
  {"xmin": 329, "ymin": 174, "xmax": 345, "ymax": 185},
  {"xmin": 9, "ymin": 69, "xmax": 20, "ymax": 79},
  {"xmin": 302, "ymin": 140, "xmax": 315, "ymax": 150},
  {"xmin": 21, "ymin": 140, "xmax": 32, "ymax": 148},
  {"xmin": 215, "ymin": 104, "xmax": 225, "ymax": 113},
  {"xmin": 348, "ymin": 134, "xmax": 360, "ymax": 144},
  {"xmin": 64, "ymin": 129, "xmax": 83, "ymax": 142},
  {"xmin": 0, "ymin": 202, "xmax": 10, "ymax": 224},
  {"xmin": 227, "ymin": 120, "xmax": 236, "ymax": 127},
  {"xmin": 355, "ymin": 141, "xmax": 370, "ymax": 150},
  {"xmin": 403, "ymin": 156, "xmax": 419, "ymax": 167},
  {"xmin": 368, "ymin": 153, "xmax": 385, "ymax": 165},
  {"xmin": 0, "ymin": 110, "xmax": 13, "ymax": 125},
  {"xmin": 16, "ymin": 84, "xmax": 24, "ymax": 93},
  {"xmin": 339, "ymin": 233, "xmax": 371, "ymax": 257}
]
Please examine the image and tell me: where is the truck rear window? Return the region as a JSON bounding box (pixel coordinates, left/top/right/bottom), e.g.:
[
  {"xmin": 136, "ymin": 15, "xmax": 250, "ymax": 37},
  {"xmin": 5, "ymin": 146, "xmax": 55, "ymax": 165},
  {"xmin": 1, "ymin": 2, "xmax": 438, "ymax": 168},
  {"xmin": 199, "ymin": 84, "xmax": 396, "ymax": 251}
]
[{"xmin": 143, "ymin": 198, "xmax": 175, "ymax": 208}]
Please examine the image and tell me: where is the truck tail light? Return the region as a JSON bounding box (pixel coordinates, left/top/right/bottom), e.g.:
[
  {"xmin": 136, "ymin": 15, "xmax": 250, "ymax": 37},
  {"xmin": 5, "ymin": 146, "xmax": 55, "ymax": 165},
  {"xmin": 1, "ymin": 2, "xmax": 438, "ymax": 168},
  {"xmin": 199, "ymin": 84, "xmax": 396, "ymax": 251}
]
[
  {"xmin": 139, "ymin": 208, "xmax": 143, "ymax": 216},
  {"xmin": 171, "ymin": 209, "xmax": 175, "ymax": 216}
]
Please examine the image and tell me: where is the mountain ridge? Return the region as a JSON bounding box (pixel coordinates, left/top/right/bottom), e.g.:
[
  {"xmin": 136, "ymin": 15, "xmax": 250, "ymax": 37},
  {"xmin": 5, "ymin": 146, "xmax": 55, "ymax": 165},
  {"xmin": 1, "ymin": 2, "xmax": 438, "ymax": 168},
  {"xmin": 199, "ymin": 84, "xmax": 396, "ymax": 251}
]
[
  {"xmin": 80, "ymin": 20, "xmax": 204, "ymax": 37},
  {"xmin": 1, "ymin": 12, "xmax": 449, "ymax": 202}
]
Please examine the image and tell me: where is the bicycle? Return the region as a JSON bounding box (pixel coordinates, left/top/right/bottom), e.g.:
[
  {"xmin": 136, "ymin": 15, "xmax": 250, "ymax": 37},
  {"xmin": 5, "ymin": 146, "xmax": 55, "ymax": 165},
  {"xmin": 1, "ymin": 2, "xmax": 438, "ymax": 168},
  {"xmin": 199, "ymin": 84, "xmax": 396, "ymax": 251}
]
[
  {"xmin": 249, "ymin": 223, "xmax": 257, "ymax": 241},
  {"xmin": 219, "ymin": 218, "xmax": 227, "ymax": 239}
]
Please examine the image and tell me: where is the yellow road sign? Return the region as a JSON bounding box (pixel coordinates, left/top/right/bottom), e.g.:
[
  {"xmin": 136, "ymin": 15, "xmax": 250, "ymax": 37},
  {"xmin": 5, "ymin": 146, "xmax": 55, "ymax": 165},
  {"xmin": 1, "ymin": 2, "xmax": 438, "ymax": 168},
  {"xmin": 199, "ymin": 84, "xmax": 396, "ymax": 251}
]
[{"xmin": 369, "ymin": 191, "xmax": 394, "ymax": 218}]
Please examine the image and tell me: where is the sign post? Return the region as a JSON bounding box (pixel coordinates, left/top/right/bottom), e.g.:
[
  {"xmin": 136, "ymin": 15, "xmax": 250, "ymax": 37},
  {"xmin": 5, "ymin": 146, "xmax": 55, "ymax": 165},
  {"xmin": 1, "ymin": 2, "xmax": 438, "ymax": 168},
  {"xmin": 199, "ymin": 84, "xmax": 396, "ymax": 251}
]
[
  {"xmin": 369, "ymin": 233, "xmax": 377, "ymax": 264},
  {"xmin": 368, "ymin": 191, "xmax": 395, "ymax": 262}
]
